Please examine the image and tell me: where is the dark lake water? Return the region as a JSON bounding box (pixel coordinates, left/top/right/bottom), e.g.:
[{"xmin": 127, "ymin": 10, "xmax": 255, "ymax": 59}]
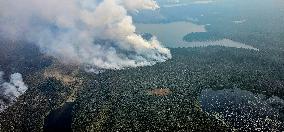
[
  {"xmin": 199, "ymin": 88, "xmax": 284, "ymax": 131},
  {"xmin": 44, "ymin": 102, "xmax": 75, "ymax": 132}
]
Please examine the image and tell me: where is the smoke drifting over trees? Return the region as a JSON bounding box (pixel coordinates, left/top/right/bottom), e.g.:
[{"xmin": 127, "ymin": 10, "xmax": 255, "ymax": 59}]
[
  {"xmin": 0, "ymin": 72, "xmax": 28, "ymax": 112},
  {"xmin": 0, "ymin": 0, "xmax": 171, "ymax": 70}
]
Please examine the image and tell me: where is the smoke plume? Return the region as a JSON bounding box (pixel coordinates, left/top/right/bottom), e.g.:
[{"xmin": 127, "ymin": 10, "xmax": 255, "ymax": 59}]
[
  {"xmin": 0, "ymin": 71, "xmax": 28, "ymax": 112},
  {"xmin": 0, "ymin": 0, "xmax": 171, "ymax": 70}
]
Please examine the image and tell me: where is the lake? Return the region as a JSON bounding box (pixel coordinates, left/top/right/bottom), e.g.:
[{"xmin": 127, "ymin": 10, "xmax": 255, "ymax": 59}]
[
  {"xmin": 136, "ymin": 21, "xmax": 258, "ymax": 50},
  {"xmin": 43, "ymin": 102, "xmax": 75, "ymax": 132},
  {"xmin": 136, "ymin": 21, "xmax": 206, "ymax": 47}
]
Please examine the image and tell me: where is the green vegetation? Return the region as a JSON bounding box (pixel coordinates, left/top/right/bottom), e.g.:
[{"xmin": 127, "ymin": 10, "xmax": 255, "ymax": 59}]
[
  {"xmin": 1, "ymin": 39, "xmax": 284, "ymax": 132},
  {"xmin": 72, "ymin": 47, "xmax": 284, "ymax": 131},
  {"xmin": 1, "ymin": 0, "xmax": 284, "ymax": 131}
]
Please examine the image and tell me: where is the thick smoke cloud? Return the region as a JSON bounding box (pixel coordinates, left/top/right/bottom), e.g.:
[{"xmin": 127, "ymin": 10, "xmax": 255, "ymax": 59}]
[
  {"xmin": 0, "ymin": 72, "xmax": 28, "ymax": 112},
  {"xmin": 0, "ymin": 0, "xmax": 171, "ymax": 70}
]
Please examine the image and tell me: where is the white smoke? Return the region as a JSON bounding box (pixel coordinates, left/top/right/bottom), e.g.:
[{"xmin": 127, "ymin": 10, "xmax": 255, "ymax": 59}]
[
  {"xmin": 0, "ymin": 0, "xmax": 171, "ymax": 70},
  {"xmin": 0, "ymin": 72, "xmax": 28, "ymax": 112},
  {"xmin": 120, "ymin": 0, "xmax": 160, "ymax": 11}
]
